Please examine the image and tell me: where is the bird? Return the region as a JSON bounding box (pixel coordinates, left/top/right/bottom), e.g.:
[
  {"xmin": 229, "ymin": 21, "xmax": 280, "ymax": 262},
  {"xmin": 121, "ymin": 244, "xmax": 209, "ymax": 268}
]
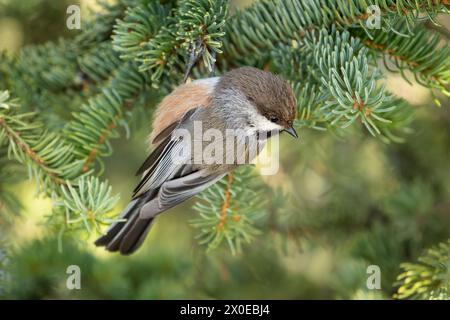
[{"xmin": 95, "ymin": 66, "xmax": 298, "ymax": 255}]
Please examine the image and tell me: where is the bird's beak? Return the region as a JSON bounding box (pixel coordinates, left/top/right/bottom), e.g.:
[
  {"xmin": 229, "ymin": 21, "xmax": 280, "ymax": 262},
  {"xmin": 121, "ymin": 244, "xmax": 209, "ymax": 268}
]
[{"xmin": 282, "ymin": 126, "xmax": 298, "ymax": 139}]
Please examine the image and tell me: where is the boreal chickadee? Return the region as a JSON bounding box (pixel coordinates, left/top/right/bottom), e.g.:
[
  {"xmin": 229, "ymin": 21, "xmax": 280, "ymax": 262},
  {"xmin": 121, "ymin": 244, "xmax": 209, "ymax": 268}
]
[{"xmin": 95, "ymin": 66, "xmax": 298, "ymax": 254}]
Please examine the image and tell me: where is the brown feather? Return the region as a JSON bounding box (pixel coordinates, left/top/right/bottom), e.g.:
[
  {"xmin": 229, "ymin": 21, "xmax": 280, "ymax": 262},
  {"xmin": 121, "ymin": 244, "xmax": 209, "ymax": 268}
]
[{"xmin": 149, "ymin": 81, "xmax": 214, "ymax": 147}]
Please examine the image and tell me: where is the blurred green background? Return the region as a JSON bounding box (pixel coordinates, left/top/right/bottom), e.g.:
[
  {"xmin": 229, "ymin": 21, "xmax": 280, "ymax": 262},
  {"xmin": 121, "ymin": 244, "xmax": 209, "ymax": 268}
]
[{"xmin": 0, "ymin": 0, "xmax": 449, "ymax": 299}]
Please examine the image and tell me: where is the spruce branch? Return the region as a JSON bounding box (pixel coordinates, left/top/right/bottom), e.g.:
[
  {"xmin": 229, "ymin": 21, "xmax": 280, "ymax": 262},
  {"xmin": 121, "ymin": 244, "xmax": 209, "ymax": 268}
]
[
  {"xmin": 0, "ymin": 91, "xmax": 120, "ymax": 237},
  {"xmin": 77, "ymin": 42, "xmax": 123, "ymax": 85},
  {"xmin": 220, "ymin": 0, "xmax": 449, "ymax": 108},
  {"xmin": 53, "ymin": 176, "xmax": 120, "ymax": 235},
  {"xmin": 0, "ymin": 91, "xmax": 80, "ymax": 188},
  {"xmin": 190, "ymin": 167, "xmax": 266, "ymax": 254},
  {"xmin": 112, "ymin": 1, "xmax": 173, "ymax": 63},
  {"xmin": 176, "ymin": 0, "xmax": 228, "ymax": 73},
  {"xmin": 65, "ymin": 62, "xmax": 146, "ymax": 174},
  {"xmin": 223, "ymin": 0, "xmax": 448, "ymax": 64},
  {"xmin": 352, "ymin": 22, "xmax": 450, "ymax": 101},
  {"xmin": 15, "ymin": 40, "xmax": 80, "ymax": 93},
  {"xmin": 113, "ymin": 0, "xmax": 228, "ymax": 86},
  {"xmin": 424, "ymin": 20, "xmax": 450, "ymax": 40},
  {"xmin": 73, "ymin": 1, "xmax": 128, "ymax": 48},
  {"xmin": 273, "ymin": 28, "xmax": 413, "ymax": 141},
  {"xmin": 395, "ymin": 239, "xmax": 450, "ymax": 300},
  {"xmin": 0, "ymin": 0, "xmax": 448, "ymax": 256},
  {"xmin": 0, "ymin": 147, "xmax": 23, "ymax": 219}
]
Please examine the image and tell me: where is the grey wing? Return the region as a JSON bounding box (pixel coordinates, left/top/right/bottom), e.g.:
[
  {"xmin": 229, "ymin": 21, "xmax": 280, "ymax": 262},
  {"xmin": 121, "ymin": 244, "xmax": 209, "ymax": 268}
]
[
  {"xmin": 116, "ymin": 169, "xmax": 227, "ymax": 253},
  {"xmin": 139, "ymin": 169, "xmax": 227, "ymax": 219},
  {"xmin": 132, "ymin": 108, "xmax": 199, "ymax": 199}
]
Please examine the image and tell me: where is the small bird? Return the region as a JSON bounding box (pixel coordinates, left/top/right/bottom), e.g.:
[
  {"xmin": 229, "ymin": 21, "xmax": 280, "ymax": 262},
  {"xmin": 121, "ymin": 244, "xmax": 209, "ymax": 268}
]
[{"xmin": 95, "ymin": 66, "xmax": 298, "ymax": 255}]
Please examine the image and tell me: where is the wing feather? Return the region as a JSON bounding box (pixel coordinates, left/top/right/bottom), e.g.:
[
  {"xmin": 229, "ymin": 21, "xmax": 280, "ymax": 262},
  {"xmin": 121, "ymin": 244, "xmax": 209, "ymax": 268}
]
[
  {"xmin": 139, "ymin": 170, "xmax": 226, "ymax": 219},
  {"xmin": 132, "ymin": 108, "xmax": 199, "ymax": 199}
]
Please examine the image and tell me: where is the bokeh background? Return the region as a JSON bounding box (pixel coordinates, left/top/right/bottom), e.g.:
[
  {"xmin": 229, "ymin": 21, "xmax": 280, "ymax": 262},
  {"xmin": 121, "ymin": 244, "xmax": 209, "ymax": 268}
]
[{"xmin": 0, "ymin": 0, "xmax": 449, "ymax": 299}]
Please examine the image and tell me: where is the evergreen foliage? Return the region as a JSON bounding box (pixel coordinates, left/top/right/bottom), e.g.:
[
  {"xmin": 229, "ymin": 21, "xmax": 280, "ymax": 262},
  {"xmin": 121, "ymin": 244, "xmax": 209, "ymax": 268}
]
[
  {"xmin": 0, "ymin": 0, "xmax": 449, "ymax": 299},
  {"xmin": 395, "ymin": 240, "xmax": 450, "ymax": 300},
  {"xmin": 190, "ymin": 167, "xmax": 266, "ymax": 254}
]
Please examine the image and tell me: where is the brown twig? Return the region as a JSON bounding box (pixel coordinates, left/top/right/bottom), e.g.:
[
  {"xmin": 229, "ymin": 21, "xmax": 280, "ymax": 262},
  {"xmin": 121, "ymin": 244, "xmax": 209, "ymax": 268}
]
[
  {"xmin": 362, "ymin": 39, "xmax": 447, "ymax": 88},
  {"xmin": 82, "ymin": 114, "xmax": 121, "ymax": 172},
  {"xmin": 217, "ymin": 173, "xmax": 234, "ymax": 231},
  {"xmin": 0, "ymin": 116, "xmax": 65, "ymax": 185},
  {"xmin": 424, "ymin": 20, "xmax": 450, "ymax": 41}
]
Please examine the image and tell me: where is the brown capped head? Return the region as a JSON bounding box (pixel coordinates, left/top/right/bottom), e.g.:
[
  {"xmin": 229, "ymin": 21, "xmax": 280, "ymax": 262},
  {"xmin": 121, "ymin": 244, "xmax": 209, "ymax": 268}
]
[{"xmin": 218, "ymin": 66, "xmax": 297, "ymax": 132}]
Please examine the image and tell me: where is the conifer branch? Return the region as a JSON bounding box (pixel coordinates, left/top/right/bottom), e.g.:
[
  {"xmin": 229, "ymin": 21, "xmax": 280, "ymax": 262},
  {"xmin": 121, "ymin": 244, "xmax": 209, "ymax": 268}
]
[
  {"xmin": 1, "ymin": 0, "xmax": 448, "ymax": 255},
  {"xmin": 0, "ymin": 91, "xmax": 119, "ymax": 236},
  {"xmin": 223, "ymin": 0, "xmax": 448, "ymax": 63},
  {"xmin": 190, "ymin": 167, "xmax": 266, "ymax": 254},
  {"xmin": 0, "ymin": 117, "xmax": 66, "ymax": 185},
  {"xmin": 352, "ymin": 22, "xmax": 450, "ymax": 99},
  {"xmin": 0, "ymin": 92, "xmax": 78, "ymax": 188},
  {"xmin": 395, "ymin": 240, "xmax": 450, "ymax": 300},
  {"xmin": 0, "ymin": 147, "xmax": 23, "ymax": 220}
]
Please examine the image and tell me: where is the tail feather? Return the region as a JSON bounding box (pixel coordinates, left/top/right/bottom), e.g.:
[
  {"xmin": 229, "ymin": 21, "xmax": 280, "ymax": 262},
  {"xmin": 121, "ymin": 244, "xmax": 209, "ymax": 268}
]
[
  {"xmin": 119, "ymin": 217, "xmax": 156, "ymax": 254},
  {"xmin": 95, "ymin": 192, "xmax": 158, "ymax": 255},
  {"xmin": 105, "ymin": 212, "xmax": 140, "ymax": 252},
  {"xmin": 94, "ymin": 199, "xmax": 139, "ymax": 247},
  {"xmin": 95, "ymin": 167, "xmax": 220, "ymax": 255}
]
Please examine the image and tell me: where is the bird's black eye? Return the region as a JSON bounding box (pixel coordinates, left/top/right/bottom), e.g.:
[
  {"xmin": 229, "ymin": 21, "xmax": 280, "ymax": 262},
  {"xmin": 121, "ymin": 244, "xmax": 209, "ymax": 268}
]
[{"xmin": 270, "ymin": 116, "xmax": 279, "ymax": 123}]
